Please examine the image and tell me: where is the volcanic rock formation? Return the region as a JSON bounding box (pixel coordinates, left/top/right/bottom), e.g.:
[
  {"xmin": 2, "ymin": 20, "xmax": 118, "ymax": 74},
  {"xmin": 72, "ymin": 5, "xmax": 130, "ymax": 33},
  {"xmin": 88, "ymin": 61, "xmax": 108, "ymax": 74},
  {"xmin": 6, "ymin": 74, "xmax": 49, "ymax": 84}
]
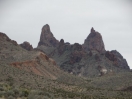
[
  {"xmin": 83, "ymin": 27, "xmax": 105, "ymax": 53},
  {"xmin": 37, "ymin": 25, "xmax": 130, "ymax": 77},
  {"xmin": 20, "ymin": 41, "xmax": 33, "ymax": 51},
  {"xmin": 38, "ymin": 24, "xmax": 59, "ymax": 47}
]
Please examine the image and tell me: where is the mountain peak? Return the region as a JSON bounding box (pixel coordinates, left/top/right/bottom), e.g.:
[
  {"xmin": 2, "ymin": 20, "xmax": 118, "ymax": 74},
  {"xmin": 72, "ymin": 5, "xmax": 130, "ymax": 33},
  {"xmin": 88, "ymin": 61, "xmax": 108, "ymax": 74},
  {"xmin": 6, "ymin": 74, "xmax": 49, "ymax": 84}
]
[
  {"xmin": 83, "ymin": 28, "xmax": 105, "ymax": 53},
  {"xmin": 42, "ymin": 24, "xmax": 51, "ymax": 33},
  {"xmin": 38, "ymin": 24, "xmax": 59, "ymax": 47},
  {"xmin": 91, "ymin": 27, "xmax": 96, "ymax": 33}
]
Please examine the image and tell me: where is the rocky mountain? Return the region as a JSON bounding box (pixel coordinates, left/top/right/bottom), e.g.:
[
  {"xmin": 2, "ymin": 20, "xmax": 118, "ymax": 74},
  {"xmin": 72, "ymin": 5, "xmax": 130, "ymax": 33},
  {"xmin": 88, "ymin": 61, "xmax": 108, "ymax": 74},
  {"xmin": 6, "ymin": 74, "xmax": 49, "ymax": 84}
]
[
  {"xmin": 37, "ymin": 24, "xmax": 130, "ymax": 77},
  {"xmin": 0, "ymin": 28, "xmax": 132, "ymax": 99}
]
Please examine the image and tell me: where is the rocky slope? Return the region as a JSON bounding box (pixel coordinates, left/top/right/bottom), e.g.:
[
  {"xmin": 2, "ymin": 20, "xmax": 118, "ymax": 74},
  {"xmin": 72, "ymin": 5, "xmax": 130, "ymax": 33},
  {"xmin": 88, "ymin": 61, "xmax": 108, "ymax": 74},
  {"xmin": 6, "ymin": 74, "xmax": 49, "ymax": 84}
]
[
  {"xmin": 0, "ymin": 32, "xmax": 65, "ymax": 80},
  {"xmin": 37, "ymin": 25, "xmax": 130, "ymax": 77}
]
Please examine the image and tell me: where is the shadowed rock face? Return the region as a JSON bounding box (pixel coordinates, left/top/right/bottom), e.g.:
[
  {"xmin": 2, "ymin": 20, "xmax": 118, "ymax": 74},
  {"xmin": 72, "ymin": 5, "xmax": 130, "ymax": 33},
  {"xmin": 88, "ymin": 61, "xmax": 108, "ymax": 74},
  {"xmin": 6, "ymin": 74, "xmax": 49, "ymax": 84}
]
[
  {"xmin": 38, "ymin": 24, "xmax": 59, "ymax": 47},
  {"xmin": 83, "ymin": 27, "xmax": 105, "ymax": 53},
  {"xmin": 57, "ymin": 39, "xmax": 66, "ymax": 55},
  {"xmin": 20, "ymin": 41, "xmax": 33, "ymax": 51}
]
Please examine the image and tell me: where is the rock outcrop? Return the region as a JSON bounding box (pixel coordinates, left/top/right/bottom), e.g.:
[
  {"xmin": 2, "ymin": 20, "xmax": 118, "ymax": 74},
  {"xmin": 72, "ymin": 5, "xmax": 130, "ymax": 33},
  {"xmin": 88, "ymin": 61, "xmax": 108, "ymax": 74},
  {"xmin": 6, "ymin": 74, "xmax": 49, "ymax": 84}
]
[
  {"xmin": 0, "ymin": 32, "xmax": 10, "ymax": 41},
  {"xmin": 111, "ymin": 50, "xmax": 130, "ymax": 69},
  {"xmin": 71, "ymin": 43, "xmax": 83, "ymax": 51},
  {"xmin": 58, "ymin": 39, "xmax": 66, "ymax": 55},
  {"xmin": 105, "ymin": 50, "xmax": 130, "ymax": 70},
  {"xmin": 0, "ymin": 32, "xmax": 18, "ymax": 46},
  {"xmin": 38, "ymin": 24, "xmax": 59, "ymax": 47},
  {"xmin": 105, "ymin": 50, "xmax": 129, "ymax": 69},
  {"xmin": 83, "ymin": 27, "xmax": 105, "ymax": 53},
  {"xmin": 20, "ymin": 41, "xmax": 33, "ymax": 51},
  {"xmin": 105, "ymin": 51, "xmax": 116, "ymax": 61}
]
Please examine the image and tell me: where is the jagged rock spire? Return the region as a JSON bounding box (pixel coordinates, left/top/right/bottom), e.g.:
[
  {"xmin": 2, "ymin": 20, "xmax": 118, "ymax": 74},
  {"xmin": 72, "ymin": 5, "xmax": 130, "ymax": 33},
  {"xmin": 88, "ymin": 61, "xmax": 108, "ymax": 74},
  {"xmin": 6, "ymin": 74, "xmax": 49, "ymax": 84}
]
[
  {"xmin": 41, "ymin": 24, "xmax": 51, "ymax": 34},
  {"xmin": 91, "ymin": 27, "xmax": 96, "ymax": 33},
  {"xmin": 38, "ymin": 24, "xmax": 59, "ymax": 47},
  {"xmin": 60, "ymin": 39, "xmax": 64, "ymax": 44},
  {"xmin": 83, "ymin": 27, "xmax": 105, "ymax": 53}
]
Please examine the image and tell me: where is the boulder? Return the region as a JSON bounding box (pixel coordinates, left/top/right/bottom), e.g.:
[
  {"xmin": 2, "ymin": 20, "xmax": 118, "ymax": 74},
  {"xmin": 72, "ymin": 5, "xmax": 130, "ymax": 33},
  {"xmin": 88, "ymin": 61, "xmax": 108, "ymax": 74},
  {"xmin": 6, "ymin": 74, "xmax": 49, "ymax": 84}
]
[{"xmin": 20, "ymin": 41, "xmax": 33, "ymax": 51}]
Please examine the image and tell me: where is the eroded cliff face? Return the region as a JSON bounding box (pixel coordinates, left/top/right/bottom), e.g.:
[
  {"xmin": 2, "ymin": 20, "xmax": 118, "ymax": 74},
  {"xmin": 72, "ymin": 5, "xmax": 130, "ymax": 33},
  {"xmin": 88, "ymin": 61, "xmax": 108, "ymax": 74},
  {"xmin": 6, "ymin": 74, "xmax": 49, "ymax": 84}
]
[{"xmin": 83, "ymin": 27, "xmax": 105, "ymax": 53}]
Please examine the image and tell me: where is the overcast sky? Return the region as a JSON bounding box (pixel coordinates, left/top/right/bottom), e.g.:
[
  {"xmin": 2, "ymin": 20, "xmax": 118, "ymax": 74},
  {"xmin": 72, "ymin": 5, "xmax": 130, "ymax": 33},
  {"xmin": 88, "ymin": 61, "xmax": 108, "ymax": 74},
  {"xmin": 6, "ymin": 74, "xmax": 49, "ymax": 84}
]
[{"xmin": 0, "ymin": 0, "xmax": 132, "ymax": 68}]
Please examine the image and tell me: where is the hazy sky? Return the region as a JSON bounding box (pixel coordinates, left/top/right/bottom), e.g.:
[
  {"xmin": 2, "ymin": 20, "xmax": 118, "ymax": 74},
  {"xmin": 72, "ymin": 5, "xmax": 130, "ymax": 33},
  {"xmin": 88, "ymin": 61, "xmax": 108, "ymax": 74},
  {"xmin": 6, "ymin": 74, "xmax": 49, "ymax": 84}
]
[{"xmin": 0, "ymin": 0, "xmax": 132, "ymax": 68}]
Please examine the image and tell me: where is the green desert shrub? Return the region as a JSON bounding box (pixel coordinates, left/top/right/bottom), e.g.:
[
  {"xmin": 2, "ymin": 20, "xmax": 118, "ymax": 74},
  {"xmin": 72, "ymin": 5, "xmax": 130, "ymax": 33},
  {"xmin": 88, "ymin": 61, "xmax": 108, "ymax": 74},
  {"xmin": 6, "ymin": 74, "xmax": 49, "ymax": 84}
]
[
  {"xmin": 5, "ymin": 90, "xmax": 15, "ymax": 98},
  {"xmin": 0, "ymin": 86, "xmax": 4, "ymax": 91},
  {"xmin": 20, "ymin": 89, "xmax": 30, "ymax": 97},
  {"xmin": 7, "ymin": 95, "xmax": 14, "ymax": 99},
  {"xmin": 12, "ymin": 88, "xmax": 19, "ymax": 97},
  {"xmin": 0, "ymin": 91, "xmax": 5, "ymax": 97}
]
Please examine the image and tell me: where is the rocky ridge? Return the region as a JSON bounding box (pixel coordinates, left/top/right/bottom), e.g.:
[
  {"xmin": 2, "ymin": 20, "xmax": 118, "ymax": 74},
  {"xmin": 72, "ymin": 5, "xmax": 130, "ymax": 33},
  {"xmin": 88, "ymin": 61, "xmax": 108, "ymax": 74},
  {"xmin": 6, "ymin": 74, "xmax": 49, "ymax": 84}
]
[{"xmin": 37, "ymin": 24, "xmax": 130, "ymax": 77}]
